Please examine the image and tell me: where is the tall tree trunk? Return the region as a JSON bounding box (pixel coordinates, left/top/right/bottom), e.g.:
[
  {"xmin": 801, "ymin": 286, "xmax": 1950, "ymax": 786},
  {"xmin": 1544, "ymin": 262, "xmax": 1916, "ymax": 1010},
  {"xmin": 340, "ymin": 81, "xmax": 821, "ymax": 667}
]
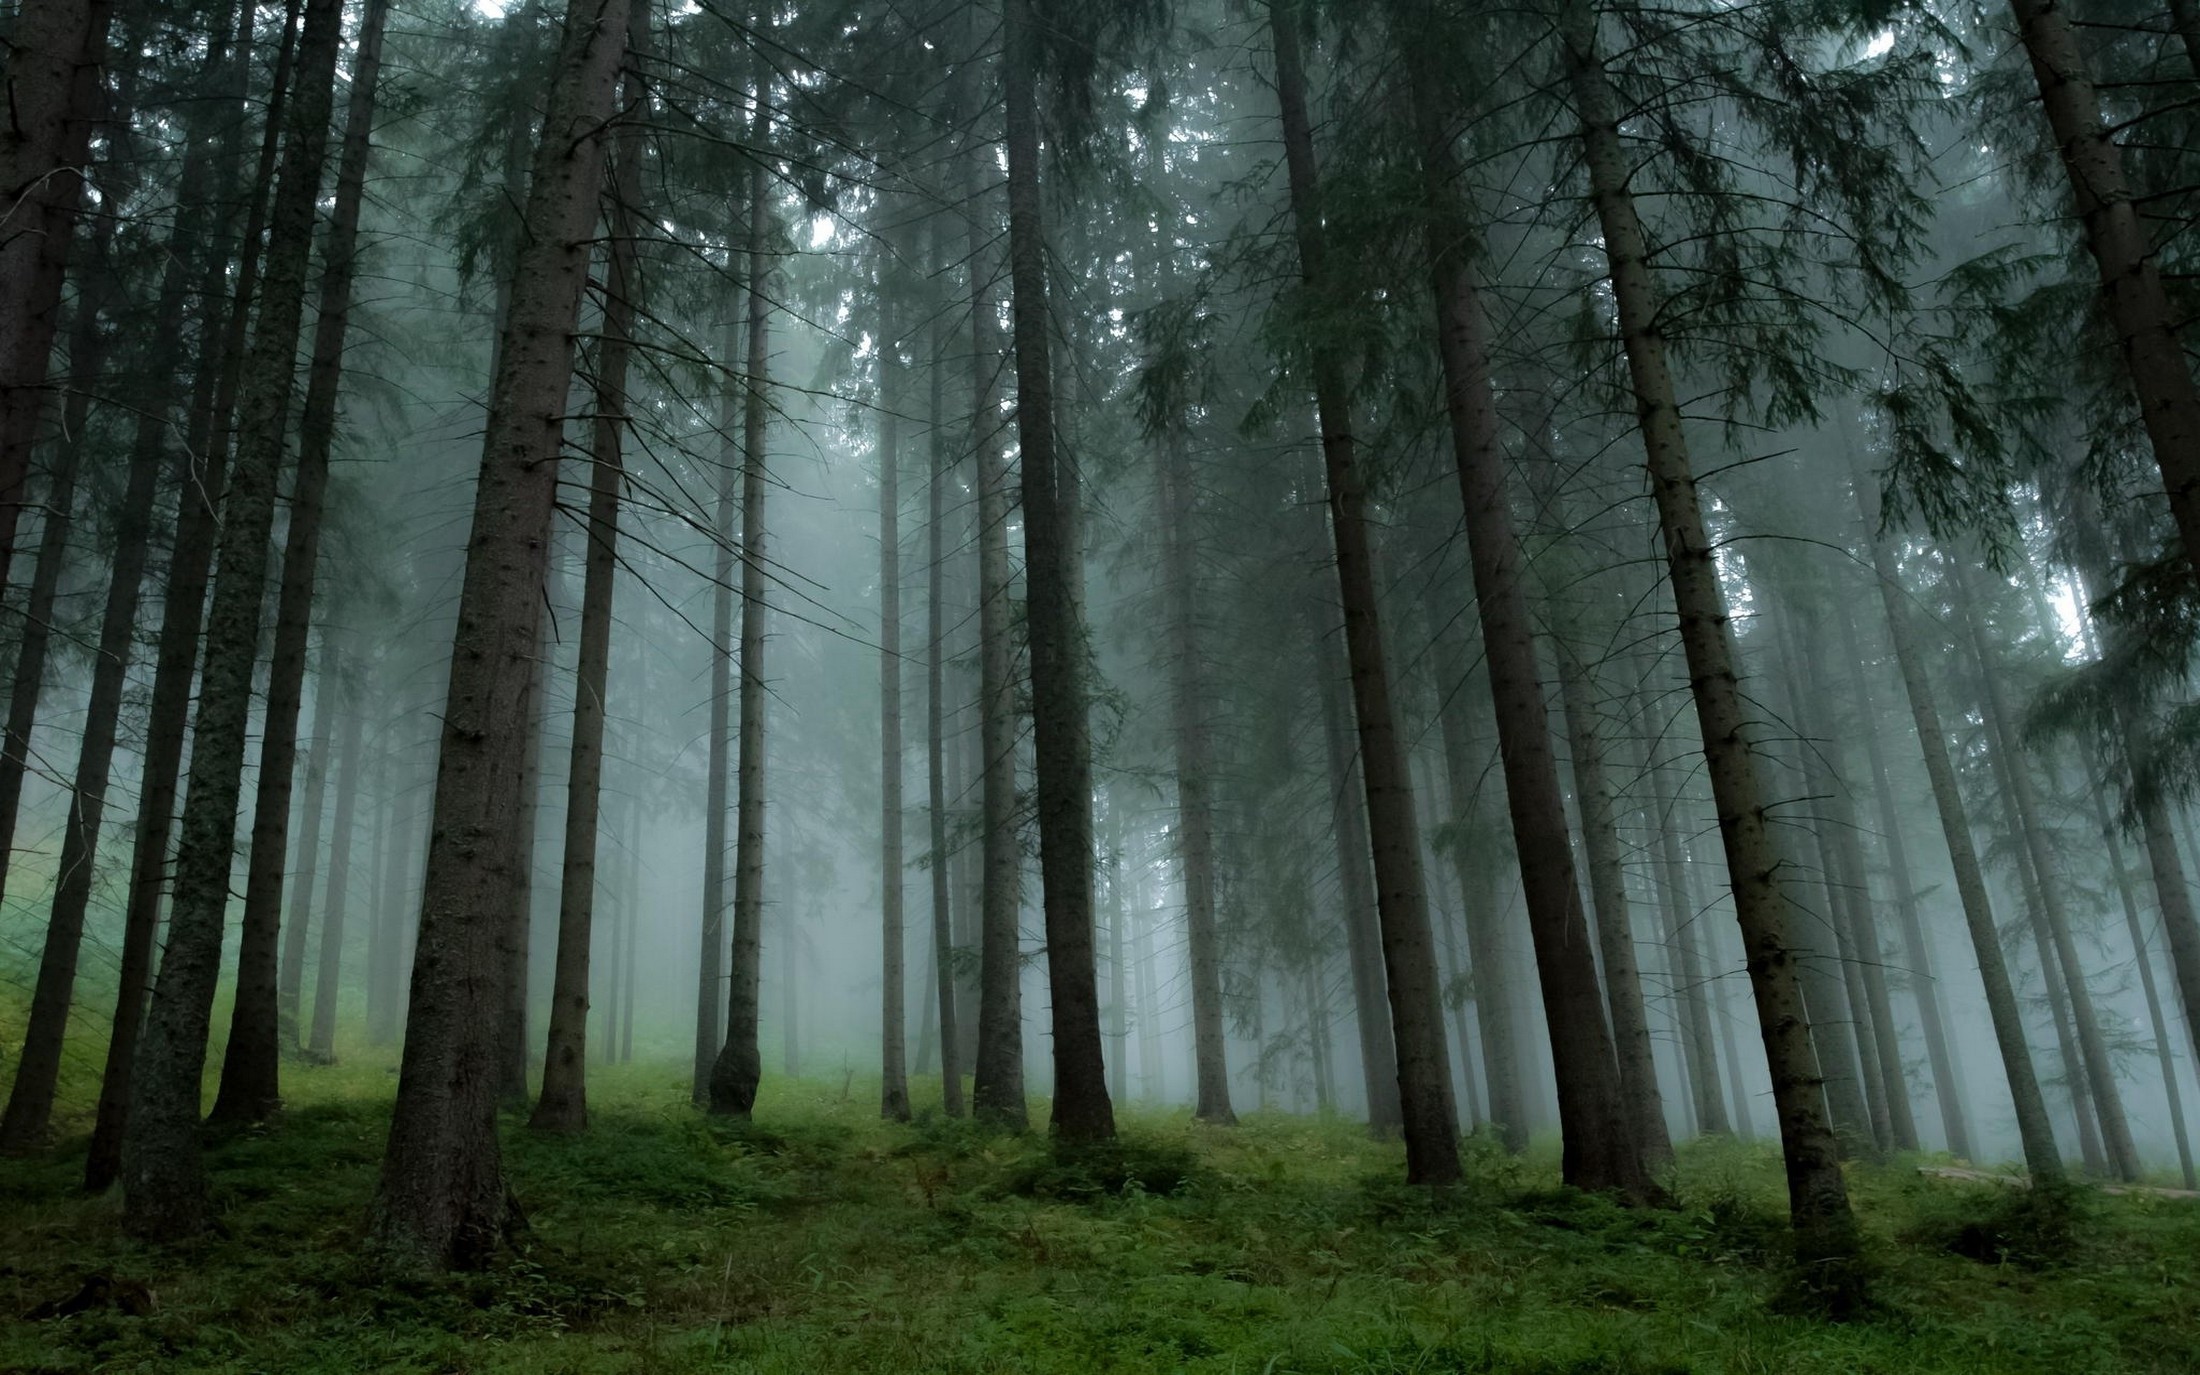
[
  {"xmin": 998, "ymin": 0, "xmax": 1112, "ymax": 1143},
  {"xmin": 707, "ymin": 96, "xmax": 773, "ymax": 1117},
  {"xmin": 1317, "ymin": 635, "xmax": 1406, "ymax": 1134},
  {"xmin": 308, "ymin": 657, "xmax": 364, "ymax": 1058},
  {"xmin": 1401, "ymin": 29, "xmax": 1653, "ymax": 1189},
  {"xmin": 370, "ymin": 748, "xmax": 420, "ymax": 1049},
  {"xmin": 1629, "ymin": 665, "xmax": 1731, "ymax": 1137},
  {"xmin": 2099, "ymin": 779, "xmax": 2197, "ymax": 1187},
  {"xmin": 120, "ymin": 0, "xmax": 349, "ymax": 1240},
  {"xmin": 1269, "ymin": 0, "xmax": 1456, "ymax": 1184},
  {"xmin": 693, "ymin": 318, "xmax": 738, "ymax": 1102},
  {"xmin": 532, "ymin": 15, "xmax": 643, "ymax": 1132},
  {"xmin": 0, "ymin": 295, "xmax": 94, "ymax": 905},
  {"xmin": 1954, "ymin": 563, "xmax": 2140, "ymax": 1181},
  {"xmin": 0, "ymin": 0, "xmax": 113, "ymax": 572},
  {"xmin": 82, "ymin": 0, "xmax": 267, "ymax": 1195},
  {"xmin": 367, "ymin": 0, "xmax": 631, "ymax": 1268},
  {"xmin": 879, "ymin": 285, "xmax": 911, "ymax": 1122},
  {"xmin": 1835, "ymin": 597, "xmax": 1971, "ymax": 1158},
  {"xmin": 1851, "ymin": 479, "xmax": 2063, "ymax": 1182},
  {"xmin": 1559, "ymin": 0, "xmax": 1854, "ymax": 1280},
  {"xmin": 925, "ymin": 258, "xmax": 964, "ymax": 1117},
  {"xmin": 2005, "ymin": 0, "xmax": 2200, "ymax": 570},
  {"xmin": 211, "ymin": 0, "xmax": 394, "ymax": 1122},
  {"xmin": 967, "ymin": 147, "xmax": 1025, "ymax": 1130},
  {"xmin": 277, "ymin": 666, "xmax": 334, "ymax": 1048},
  {"xmin": 1554, "ymin": 636, "xmax": 1669, "ymax": 1172}
]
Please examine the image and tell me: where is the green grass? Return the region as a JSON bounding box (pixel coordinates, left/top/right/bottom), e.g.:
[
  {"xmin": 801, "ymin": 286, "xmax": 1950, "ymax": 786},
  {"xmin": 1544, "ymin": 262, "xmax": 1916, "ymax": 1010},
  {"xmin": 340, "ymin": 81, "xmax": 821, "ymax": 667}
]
[{"xmin": 2, "ymin": 1051, "xmax": 2198, "ymax": 1373}]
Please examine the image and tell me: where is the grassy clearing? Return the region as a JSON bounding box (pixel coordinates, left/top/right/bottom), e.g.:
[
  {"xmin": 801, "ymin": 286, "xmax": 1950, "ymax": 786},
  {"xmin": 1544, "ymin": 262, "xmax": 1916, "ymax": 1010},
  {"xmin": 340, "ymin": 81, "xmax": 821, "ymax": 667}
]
[{"xmin": 1, "ymin": 1053, "xmax": 2197, "ymax": 1373}]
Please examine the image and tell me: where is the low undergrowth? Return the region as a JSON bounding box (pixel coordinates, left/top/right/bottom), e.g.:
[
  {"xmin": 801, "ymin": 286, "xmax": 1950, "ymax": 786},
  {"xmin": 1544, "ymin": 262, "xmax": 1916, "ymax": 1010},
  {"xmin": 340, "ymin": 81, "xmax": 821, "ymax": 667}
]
[{"xmin": 1, "ymin": 1056, "xmax": 2195, "ymax": 1373}]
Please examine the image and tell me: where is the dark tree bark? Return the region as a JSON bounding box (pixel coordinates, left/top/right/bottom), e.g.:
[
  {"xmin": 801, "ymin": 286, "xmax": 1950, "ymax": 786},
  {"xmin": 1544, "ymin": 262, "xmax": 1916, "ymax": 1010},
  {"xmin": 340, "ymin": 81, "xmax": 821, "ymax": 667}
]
[
  {"xmin": 1559, "ymin": 0, "xmax": 1856, "ymax": 1285},
  {"xmin": 2006, "ymin": 0, "xmax": 2200, "ymax": 572},
  {"xmin": 925, "ymin": 242, "xmax": 964, "ymax": 1117},
  {"xmin": 211, "ymin": 0, "xmax": 394, "ymax": 1121},
  {"xmin": 706, "ymin": 90, "xmax": 773, "ymax": 1117},
  {"xmin": 879, "ymin": 284, "xmax": 911, "ymax": 1122},
  {"xmin": 966, "ymin": 138, "xmax": 1025, "ymax": 1130},
  {"xmin": 532, "ymin": 13, "xmax": 644, "ymax": 1132},
  {"xmin": 120, "ymin": 0, "xmax": 349, "ymax": 1241},
  {"xmin": 998, "ymin": 0, "xmax": 1113, "ymax": 1143},
  {"xmin": 367, "ymin": 0, "xmax": 631, "ymax": 1268},
  {"xmin": 0, "ymin": 0, "xmax": 113, "ymax": 572},
  {"xmin": 1270, "ymin": 0, "xmax": 1457, "ymax": 1184},
  {"xmin": 308, "ymin": 656, "xmax": 365, "ymax": 1058}
]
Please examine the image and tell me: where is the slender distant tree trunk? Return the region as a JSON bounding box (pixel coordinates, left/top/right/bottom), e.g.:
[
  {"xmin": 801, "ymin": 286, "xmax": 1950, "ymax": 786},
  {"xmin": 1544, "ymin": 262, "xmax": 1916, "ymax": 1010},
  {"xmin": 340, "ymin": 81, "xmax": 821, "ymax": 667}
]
[
  {"xmin": 533, "ymin": 17, "xmax": 643, "ymax": 1132},
  {"xmin": 370, "ymin": 756, "xmax": 420, "ymax": 1049},
  {"xmin": 967, "ymin": 144, "xmax": 1025, "ymax": 1130},
  {"xmin": 368, "ymin": 0, "xmax": 631, "ymax": 1269},
  {"xmin": 925, "ymin": 266, "xmax": 964, "ymax": 1117},
  {"xmin": 278, "ymin": 666, "xmax": 335, "ymax": 1048},
  {"xmin": 707, "ymin": 100, "xmax": 773, "ymax": 1117},
  {"xmin": 0, "ymin": 0, "xmax": 113, "ymax": 572},
  {"xmin": 694, "ymin": 318, "xmax": 738, "ymax": 1103},
  {"xmin": 621, "ymin": 810, "xmax": 639, "ymax": 1062},
  {"xmin": 1160, "ymin": 430, "xmax": 1234, "ymax": 1125},
  {"xmin": 1425, "ymin": 607, "xmax": 1526, "ymax": 1149},
  {"xmin": 2005, "ymin": 0, "xmax": 2200, "ymax": 570},
  {"xmin": 1824, "ymin": 788, "xmax": 1918, "ymax": 1153},
  {"xmin": 1627, "ymin": 665, "xmax": 1731, "ymax": 1138},
  {"xmin": 1835, "ymin": 597, "xmax": 1970, "ymax": 1158},
  {"xmin": 1560, "ymin": 0, "xmax": 1854, "ymax": 1281},
  {"xmin": 2097, "ymin": 780, "xmax": 2197, "ymax": 1187},
  {"xmin": 1317, "ymin": 638, "xmax": 1405, "ymax": 1134},
  {"xmin": 998, "ymin": 0, "xmax": 1112, "ymax": 1144},
  {"xmin": 879, "ymin": 286, "xmax": 911, "ymax": 1123},
  {"xmin": 1851, "ymin": 481, "xmax": 2063, "ymax": 1183},
  {"xmin": 120, "ymin": 0, "xmax": 349, "ymax": 1241},
  {"xmin": 308, "ymin": 661, "xmax": 364, "ymax": 1058},
  {"xmin": 1954, "ymin": 564, "xmax": 2139, "ymax": 1180},
  {"xmin": 1269, "ymin": 0, "xmax": 1456, "ymax": 1184},
  {"xmin": 1424, "ymin": 820, "xmax": 1483, "ymax": 1129}
]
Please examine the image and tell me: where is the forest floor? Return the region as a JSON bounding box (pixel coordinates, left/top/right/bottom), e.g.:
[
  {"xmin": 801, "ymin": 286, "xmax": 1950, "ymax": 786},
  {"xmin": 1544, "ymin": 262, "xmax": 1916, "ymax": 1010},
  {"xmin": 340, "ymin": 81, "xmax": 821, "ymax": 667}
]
[{"xmin": 3, "ymin": 1057, "xmax": 2198, "ymax": 1374}]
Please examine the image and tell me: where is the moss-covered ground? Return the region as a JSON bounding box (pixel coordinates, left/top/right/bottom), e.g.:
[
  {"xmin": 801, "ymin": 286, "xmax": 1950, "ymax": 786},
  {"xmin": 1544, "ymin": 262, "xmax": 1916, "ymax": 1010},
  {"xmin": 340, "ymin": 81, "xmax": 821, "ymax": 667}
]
[{"xmin": 3, "ymin": 1053, "xmax": 2197, "ymax": 1373}]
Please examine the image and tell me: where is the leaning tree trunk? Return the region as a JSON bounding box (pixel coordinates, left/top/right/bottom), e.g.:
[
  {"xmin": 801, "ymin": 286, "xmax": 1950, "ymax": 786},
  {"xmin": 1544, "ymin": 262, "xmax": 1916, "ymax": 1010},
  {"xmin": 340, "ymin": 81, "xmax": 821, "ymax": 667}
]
[
  {"xmin": 2006, "ymin": 0, "xmax": 2200, "ymax": 572},
  {"xmin": 1955, "ymin": 562, "xmax": 2140, "ymax": 1181},
  {"xmin": 533, "ymin": 15, "xmax": 644, "ymax": 1132},
  {"xmin": 707, "ymin": 103, "xmax": 774, "ymax": 1118},
  {"xmin": 879, "ymin": 284, "xmax": 911, "ymax": 1122},
  {"xmin": 925, "ymin": 243, "xmax": 964, "ymax": 1117},
  {"xmin": 308, "ymin": 660, "xmax": 365, "ymax": 1059},
  {"xmin": 1270, "ymin": 1, "xmax": 1457, "ymax": 1183},
  {"xmin": 0, "ymin": 0, "xmax": 112, "ymax": 573},
  {"xmin": 0, "ymin": 229, "xmax": 164, "ymax": 1156},
  {"xmin": 1000, "ymin": 0, "xmax": 1113, "ymax": 1143},
  {"xmin": 1402, "ymin": 24, "xmax": 1655, "ymax": 1190},
  {"xmin": 1559, "ymin": 0, "xmax": 1854, "ymax": 1284},
  {"xmin": 1850, "ymin": 470, "xmax": 2064, "ymax": 1183},
  {"xmin": 368, "ymin": 0, "xmax": 632, "ymax": 1269},
  {"xmin": 1834, "ymin": 595, "xmax": 1971, "ymax": 1158},
  {"xmin": 210, "ymin": 0, "xmax": 394, "ymax": 1124},
  {"xmin": 119, "ymin": 0, "xmax": 349, "ymax": 1242}
]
